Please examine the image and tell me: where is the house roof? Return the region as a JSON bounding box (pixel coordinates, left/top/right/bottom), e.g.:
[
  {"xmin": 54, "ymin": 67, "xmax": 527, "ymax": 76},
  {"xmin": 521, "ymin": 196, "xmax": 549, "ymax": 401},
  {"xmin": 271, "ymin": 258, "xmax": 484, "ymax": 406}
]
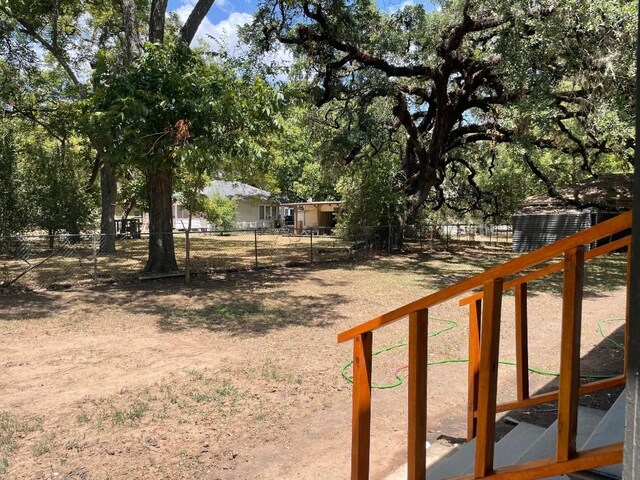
[
  {"xmin": 280, "ymin": 201, "xmax": 342, "ymax": 207},
  {"xmin": 202, "ymin": 180, "xmax": 273, "ymax": 201},
  {"xmin": 522, "ymin": 173, "xmax": 633, "ymax": 214}
]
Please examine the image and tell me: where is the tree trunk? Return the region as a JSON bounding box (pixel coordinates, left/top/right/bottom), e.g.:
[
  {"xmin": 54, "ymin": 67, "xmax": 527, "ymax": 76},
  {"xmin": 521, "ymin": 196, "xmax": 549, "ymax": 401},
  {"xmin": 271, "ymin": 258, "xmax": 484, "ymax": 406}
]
[
  {"xmin": 120, "ymin": 196, "xmax": 137, "ymax": 234},
  {"xmin": 149, "ymin": 0, "xmax": 169, "ymax": 43},
  {"xmin": 145, "ymin": 168, "xmax": 178, "ymax": 273},
  {"xmin": 99, "ymin": 160, "xmax": 117, "ymax": 254}
]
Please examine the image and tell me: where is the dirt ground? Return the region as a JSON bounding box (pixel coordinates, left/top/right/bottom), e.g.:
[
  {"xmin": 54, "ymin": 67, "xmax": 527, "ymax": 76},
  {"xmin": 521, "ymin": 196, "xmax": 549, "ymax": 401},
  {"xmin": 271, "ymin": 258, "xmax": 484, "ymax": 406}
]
[{"xmin": 0, "ymin": 248, "xmax": 627, "ymax": 479}]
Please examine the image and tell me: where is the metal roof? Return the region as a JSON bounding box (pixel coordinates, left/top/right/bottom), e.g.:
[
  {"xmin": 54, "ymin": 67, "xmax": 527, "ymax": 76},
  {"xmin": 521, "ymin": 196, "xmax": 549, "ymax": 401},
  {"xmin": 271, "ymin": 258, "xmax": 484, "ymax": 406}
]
[
  {"xmin": 523, "ymin": 173, "xmax": 633, "ymax": 213},
  {"xmin": 279, "ymin": 201, "xmax": 342, "ymax": 207},
  {"xmin": 202, "ymin": 180, "xmax": 273, "ymax": 201}
]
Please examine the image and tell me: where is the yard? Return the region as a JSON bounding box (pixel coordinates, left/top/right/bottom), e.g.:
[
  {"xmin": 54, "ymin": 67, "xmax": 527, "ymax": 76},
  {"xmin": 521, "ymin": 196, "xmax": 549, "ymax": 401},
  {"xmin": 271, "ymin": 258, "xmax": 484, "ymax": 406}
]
[{"xmin": 0, "ymin": 249, "xmax": 627, "ymax": 479}]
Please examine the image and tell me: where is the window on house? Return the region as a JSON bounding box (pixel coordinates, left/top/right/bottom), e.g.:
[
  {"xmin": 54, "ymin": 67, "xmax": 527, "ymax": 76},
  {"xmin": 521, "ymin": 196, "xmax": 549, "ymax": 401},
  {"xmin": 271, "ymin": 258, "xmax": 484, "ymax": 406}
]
[
  {"xmin": 176, "ymin": 206, "xmax": 190, "ymax": 218},
  {"xmin": 259, "ymin": 205, "xmax": 265, "ymax": 220}
]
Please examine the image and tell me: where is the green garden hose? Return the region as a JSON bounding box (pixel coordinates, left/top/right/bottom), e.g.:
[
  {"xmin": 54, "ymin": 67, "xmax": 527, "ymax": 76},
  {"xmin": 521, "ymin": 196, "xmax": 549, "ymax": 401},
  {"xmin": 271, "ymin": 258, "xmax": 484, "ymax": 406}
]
[{"xmin": 340, "ymin": 317, "xmax": 625, "ymax": 389}]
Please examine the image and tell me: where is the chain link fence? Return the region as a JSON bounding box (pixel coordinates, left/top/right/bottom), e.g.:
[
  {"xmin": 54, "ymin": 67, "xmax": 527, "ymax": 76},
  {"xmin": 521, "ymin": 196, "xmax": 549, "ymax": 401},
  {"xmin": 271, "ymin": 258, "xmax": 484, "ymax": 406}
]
[{"xmin": 0, "ymin": 223, "xmax": 512, "ymax": 290}]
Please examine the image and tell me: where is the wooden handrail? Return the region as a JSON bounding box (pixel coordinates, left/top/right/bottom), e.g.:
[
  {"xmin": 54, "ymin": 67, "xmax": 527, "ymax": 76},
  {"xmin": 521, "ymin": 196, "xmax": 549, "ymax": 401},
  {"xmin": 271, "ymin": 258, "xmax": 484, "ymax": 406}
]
[
  {"xmin": 459, "ymin": 235, "xmax": 631, "ymax": 307},
  {"xmin": 465, "ymin": 234, "xmax": 630, "ymax": 440},
  {"xmin": 341, "ymin": 211, "xmax": 631, "ymax": 480},
  {"xmin": 337, "ymin": 211, "xmax": 631, "ymax": 343}
]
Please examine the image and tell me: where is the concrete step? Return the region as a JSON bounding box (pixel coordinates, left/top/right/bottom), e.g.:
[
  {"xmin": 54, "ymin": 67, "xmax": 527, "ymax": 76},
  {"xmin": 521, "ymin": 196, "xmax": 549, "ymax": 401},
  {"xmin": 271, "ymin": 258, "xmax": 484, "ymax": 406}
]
[
  {"xmin": 384, "ymin": 405, "xmax": 614, "ymax": 480},
  {"xmin": 567, "ymin": 391, "xmax": 626, "ymax": 480},
  {"xmin": 516, "ymin": 406, "xmax": 606, "ymax": 465},
  {"xmin": 426, "ymin": 423, "xmax": 549, "ymax": 480}
]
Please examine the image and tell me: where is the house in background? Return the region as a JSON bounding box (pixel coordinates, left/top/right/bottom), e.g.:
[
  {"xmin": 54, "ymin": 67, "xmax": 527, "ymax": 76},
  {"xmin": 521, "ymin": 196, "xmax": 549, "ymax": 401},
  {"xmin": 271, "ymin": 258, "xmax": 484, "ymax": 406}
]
[
  {"xmin": 202, "ymin": 181, "xmax": 281, "ymax": 229},
  {"xmin": 512, "ymin": 173, "xmax": 632, "ymax": 252},
  {"xmin": 140, "ymin": 180, "xmax": 282, "ymax": 231},
  {"xmin": 279, "ymin": 200, "xmax": 342, "ymax": 234}
]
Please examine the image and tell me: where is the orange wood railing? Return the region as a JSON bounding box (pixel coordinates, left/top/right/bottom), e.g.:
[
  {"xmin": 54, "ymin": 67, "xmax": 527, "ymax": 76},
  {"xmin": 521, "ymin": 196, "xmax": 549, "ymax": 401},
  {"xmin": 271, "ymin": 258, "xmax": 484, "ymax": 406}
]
[{"xmin": 337, "ymin": 211, "xmax": 631, "ymax": 480}]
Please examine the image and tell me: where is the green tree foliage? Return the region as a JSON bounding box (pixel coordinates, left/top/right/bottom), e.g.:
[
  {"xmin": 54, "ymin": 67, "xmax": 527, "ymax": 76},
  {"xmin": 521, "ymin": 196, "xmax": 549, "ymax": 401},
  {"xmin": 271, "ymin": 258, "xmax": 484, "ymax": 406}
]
[
  {"xmin": 246, "ymin": 0, "xmax": 636, "ymax": 222},
  {"xmin": 0, "ymin": 0, "xmax": 128, "ymax": 253},
  {"xmin": 91, "ymin": 44, "xmax": 281, "ymax": 174},
  {"xmin": 90, "ymin": 42, "xmax": 282, "ymax": 271},
  {"xmin": 25, "ymin": 140, "xmax": 95, "ymax": 237},
  {"xmin": 335, "ymin": 149, "xmax": 404, "ymax": 235},
  {"xmin": 0, "ymin": 119, "xmax": 28, "ymax": 237},
  {"xmin": 255, "ymin": 99, "xmax": 337, "ymax": 202},
  {"xmin": 0, "ymin": 116, "xmax": 97, "ymax": 238},
  {"xmin": 202, "ymin": 194, "xmax": 237, "ymax": 231}
]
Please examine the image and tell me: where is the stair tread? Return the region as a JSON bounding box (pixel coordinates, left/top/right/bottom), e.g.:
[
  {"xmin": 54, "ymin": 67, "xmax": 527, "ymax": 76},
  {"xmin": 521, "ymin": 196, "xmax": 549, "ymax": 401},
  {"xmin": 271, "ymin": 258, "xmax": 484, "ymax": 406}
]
[
  {"xmin": 425, "ymin": 439, "xmax": 476, "ymax": 480},
  {"xmin": 575, "ymin": 390, "xmax": 626, "ymax": 479},
  {"xmin": 418, "ymin": 405, "xmax": 616, "ymax": 480},
  {"xmin": 516, "ymin": 406, "xmax": 607, "ymax": 464},
  {"xmin": 460, "ymin": 422, "xmax": 547, "ymax": 474},
  {"xmin": 427, "ymin": 422, "xmax": 548, "ymax": 480}
]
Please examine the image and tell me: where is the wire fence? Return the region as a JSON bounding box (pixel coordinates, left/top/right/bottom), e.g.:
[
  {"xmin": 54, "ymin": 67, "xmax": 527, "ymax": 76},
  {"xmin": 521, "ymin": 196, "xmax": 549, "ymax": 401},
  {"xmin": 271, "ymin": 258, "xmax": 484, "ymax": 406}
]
[{"xmin": 0, "ymin": 223, "xmax": 512, "ymax": 290}]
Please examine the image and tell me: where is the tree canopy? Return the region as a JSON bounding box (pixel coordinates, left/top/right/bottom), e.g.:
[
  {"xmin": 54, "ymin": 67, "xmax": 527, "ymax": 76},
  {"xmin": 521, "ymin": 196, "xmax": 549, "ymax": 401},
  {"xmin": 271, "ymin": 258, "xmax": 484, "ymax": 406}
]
[{"xmin": 246, "ymin": 0, "xmax": 636, "ymax": 222}]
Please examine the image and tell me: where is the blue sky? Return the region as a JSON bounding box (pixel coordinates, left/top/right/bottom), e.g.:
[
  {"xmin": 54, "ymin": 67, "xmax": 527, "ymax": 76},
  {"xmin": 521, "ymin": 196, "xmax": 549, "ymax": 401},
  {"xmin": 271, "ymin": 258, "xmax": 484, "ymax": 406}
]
[{"xmin": 168, "ymin": 0, "xmax": 255, "ymax": 26}]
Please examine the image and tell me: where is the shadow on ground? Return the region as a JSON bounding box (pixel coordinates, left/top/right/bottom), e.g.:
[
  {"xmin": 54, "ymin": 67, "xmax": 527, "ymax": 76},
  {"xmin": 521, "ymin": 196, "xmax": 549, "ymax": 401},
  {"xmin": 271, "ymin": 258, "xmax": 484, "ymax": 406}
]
[
  {"xmin": 363, "ymin": 247, "xmax": 627, "ymax": 299},
  {"xmin": 495, "ymin": 323, "xmax": 625, "ymax": 437},
  {"xmin": 0, "ymin": 264, "xmax": 348, "ymax": 336}
]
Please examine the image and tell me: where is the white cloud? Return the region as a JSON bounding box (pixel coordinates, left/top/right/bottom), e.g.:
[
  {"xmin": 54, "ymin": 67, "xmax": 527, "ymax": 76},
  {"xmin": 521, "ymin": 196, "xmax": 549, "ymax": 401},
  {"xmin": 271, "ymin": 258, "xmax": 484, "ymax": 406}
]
[
  {"xmin": 171, "ymin": 2, "xmax": 293, "ymax": 79},
  {"xmin": 172, "ymin": 3, "xmax": 250, "ymax": 54}
]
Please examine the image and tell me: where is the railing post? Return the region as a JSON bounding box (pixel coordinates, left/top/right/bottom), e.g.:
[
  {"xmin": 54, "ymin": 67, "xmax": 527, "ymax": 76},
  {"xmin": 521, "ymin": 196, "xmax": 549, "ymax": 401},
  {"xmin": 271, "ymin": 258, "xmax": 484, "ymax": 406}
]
[
  {"xmin": 467, "ymin": 298, "xmax": 482, "ymax": 440},
  {"xmin": 515, "ymin": 282, "xmax": 530, "ymax": 402},
  {"xmin": 352, "ymin": 332, "xmax": 373, "ymax": 480},
  {"xmin": 474, "ymin": 278, "xmax": 503, "ymax": 478},
  {"xmin": 408, "ymin": 309, "xmax": 428, "ymax": 480},
  {"xmin": 557, "ymin": 246, "xmax": 585, "ymax": 462},
  {"xmin": 625, "ymin": 246, "xmax": 631, "ymax": 375}
]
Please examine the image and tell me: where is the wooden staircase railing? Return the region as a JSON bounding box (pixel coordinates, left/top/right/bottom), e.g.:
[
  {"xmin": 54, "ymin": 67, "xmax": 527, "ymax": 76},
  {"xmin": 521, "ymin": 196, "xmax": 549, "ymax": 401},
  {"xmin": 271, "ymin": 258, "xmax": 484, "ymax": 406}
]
[{"xmin": 337, "ymin": 211, "xmax": 631, "ymax": 480}]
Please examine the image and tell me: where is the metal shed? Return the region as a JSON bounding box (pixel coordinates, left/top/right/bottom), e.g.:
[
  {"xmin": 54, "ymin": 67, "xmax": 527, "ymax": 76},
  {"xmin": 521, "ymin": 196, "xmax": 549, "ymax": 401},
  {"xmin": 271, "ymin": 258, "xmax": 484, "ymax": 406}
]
[{"xmin": 512, "ymin": 174, "xmax": 632, "ymax": 252}]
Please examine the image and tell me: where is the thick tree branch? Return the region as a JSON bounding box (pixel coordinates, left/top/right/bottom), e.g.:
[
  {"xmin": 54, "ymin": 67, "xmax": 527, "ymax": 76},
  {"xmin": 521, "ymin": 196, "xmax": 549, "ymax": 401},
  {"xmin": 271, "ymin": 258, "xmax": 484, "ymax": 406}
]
[
  {"xmin": 149, "ymin": 0, "xmax": 169, "ymax": 43},
  {"xmin": 121, "ymin": 0, "xmax": 142, "ymax": 62},
  {"xmin": 1, "ymin": 7, "xmax": 82, "ymax": 89},
  {"xmin": 178, "ymin": 0, "xmax": 216, "ymax": 45}
]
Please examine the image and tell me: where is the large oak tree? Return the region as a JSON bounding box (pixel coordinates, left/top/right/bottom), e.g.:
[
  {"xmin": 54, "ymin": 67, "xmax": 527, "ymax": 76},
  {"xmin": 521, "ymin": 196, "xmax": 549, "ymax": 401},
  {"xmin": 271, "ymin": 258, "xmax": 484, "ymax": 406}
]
[{"xmin": 246, "ymin": 0, "xmax": 635, "ymax": 222}]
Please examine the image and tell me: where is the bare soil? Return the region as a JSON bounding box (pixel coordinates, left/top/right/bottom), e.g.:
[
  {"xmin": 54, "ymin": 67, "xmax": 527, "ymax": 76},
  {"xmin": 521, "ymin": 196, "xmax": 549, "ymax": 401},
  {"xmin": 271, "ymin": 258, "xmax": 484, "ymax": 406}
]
[{"xmin": 0, "ymin": 249, "xmax": 627, "ymax": 479}]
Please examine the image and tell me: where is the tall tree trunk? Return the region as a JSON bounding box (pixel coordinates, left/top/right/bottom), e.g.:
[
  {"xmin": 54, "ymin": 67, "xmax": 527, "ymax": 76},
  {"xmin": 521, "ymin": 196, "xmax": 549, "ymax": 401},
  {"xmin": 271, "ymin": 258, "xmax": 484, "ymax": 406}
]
[
  {"xmin": 145, "ymin": 168, "xmax": 178, "ymax": 272},
  {"xmin": 121, "ymin": 0, "xmax": 142, "ymax": 62},
  {"xmin": 149, "ymin": 0, "xmax": 169, "ymax": 43},
  {"xmin": 119, "ymin": 196, "xmax": 137, "ymax": 234},
  {"xmin": 99, "ymin": 160, "xmax": 117, "ymax": 254}
]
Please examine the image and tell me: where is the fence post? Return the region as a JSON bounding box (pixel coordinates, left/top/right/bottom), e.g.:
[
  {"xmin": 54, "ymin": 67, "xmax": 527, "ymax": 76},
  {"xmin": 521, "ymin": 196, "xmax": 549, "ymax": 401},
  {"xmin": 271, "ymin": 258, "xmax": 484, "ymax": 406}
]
[
  {"xmin": 92, "ymin": 234, "xmax": 98, "ymax": 284},
  {"xmin": 254, "ymin": 230, "xmax": 258, "ymax": 268},
  {"xmin": 310, "ymin": 230, "xmax": 314, "ymax": 263}
]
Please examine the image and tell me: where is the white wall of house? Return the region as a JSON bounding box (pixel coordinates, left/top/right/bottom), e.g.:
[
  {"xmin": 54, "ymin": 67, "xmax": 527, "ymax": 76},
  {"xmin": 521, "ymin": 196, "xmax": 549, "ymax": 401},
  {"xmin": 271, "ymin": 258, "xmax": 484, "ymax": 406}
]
[
  {"xmin": 235, "ymin": 199, "xmax": 280, "ymax": 229},
  {"xmin": 171, "ymin": 204, "xmax": 212, "ymax": 231},
  {"xmin": 170, "ymin": 199, "xmax": 282, "ymax": 231}
]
